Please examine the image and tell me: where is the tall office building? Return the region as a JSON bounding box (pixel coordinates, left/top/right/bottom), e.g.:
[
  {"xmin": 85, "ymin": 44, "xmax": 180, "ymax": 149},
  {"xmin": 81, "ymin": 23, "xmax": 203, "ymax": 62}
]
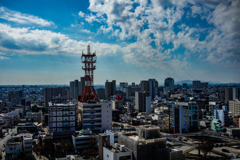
[
  {"xmin": 44, "ymin": 87, "xmax": 68, "ymax": 106},
  {"xmin": 164, "ymin": 77, "xmax": 174, "ymax": 92},
  {"xmin": 96, "ymin": 88, "xmax": 106, "ymax": 100},
  {"xmin": 135, "ymin": 91, "xmax": 151, "ymax": 114},
  {"xmin": 48, "ymin": 101, "xmax": 77, "ymax": 132},
  {"xmin": 192, "ymin": 80, "xmax": 208, "ymax": 90},
  {"xmin": 70, "ymin": 77, "xmax": 85, "ymax": 100},
  {"xmin": 140, "ymin": 80, "xmax": 149, "ymax": 92},
  {"xmin": 171, "ymin": 102, "xmax": 198, "ymax": 134},
  {"xmin": 148, "ymin": 79, "xmax": 158, "ymax": 100},
  {"xmin": 225, "ymin": 87, "xmax": 239, "ymax": 104},
  {"xmin": 105, "ymin": 80, "xmax": 116, "ymax": 99},
  {"xmin": 70, "ymin": 80, "xmax": 81, "ymax": 100}
]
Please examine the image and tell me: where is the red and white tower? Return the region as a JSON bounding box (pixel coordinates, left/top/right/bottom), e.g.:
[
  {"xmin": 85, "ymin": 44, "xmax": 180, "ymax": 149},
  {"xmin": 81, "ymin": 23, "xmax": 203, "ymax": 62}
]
[{"xmin": 80, "ymin": 45, "xmax": 99, "ymax": 103}]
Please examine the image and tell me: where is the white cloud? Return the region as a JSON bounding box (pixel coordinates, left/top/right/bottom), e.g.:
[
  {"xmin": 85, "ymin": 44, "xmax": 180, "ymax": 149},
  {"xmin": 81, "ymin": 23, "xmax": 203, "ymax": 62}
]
[
  {"xmin": 86, "ymin": 0, "xmax": 240, "ymax": 69},
  {"xmin": 0, "ymin": 7, "xmax": 54, "ymax": 26},
  {"xmin": 0, "ymin": 23, "xmax": 122, "ymax": 57},
  {"xmin": 78, "ymin": 11, "xmax": 85, "ymax": 17},
  {"xmin": 80, "ymin": 29, "xmax": 91, "ymax": 33},
  {"xmin": 0, "ymin": 56, "xmax": 9, "ymax": 60}
]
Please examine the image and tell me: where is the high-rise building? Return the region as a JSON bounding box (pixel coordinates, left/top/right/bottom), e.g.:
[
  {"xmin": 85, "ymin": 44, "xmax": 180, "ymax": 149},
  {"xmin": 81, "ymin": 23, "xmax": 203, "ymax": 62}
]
[
  {"xmin": 229, "ymin": 99, "xmax": 240, "ymax": 115},
  {"xmin": 96, "ymin": 88, "xmax": 105, "ymax": 100},
  {"xmin": 70, "ymin": 78, "xmax": 85, "ymax": 100},
  {"xmin": 48, "ymin": 101, "xmax": 77, "ymax": 132},
  {"xmin": 148, "ymin": 79, "xmax": 158, "ymax": 100},
  {"xmin": 80, "ymin": 77, "xmax": 85, "ymax": 95},
  {"xmin": 164, "ymin": 77, "xmax": 174, "ymax": 92},
  {"xmin": 225, "ymin": 87, "xmax": 239, "ymax": 104},
  {"xmin": 125, "ymin": 86, "xmax": 141, "ymax": 99},
  {"xmin": 192, "ymin": 80, "xmax": 208, "ymax": 90},
  {"xmin": 105, "ymin": 80, "xmax": 116, "ymax": 99},
  {"xmin": 79, "ymin": 101, "xmax": 112, "ymax": 132},
  {"xmin": 70, "ymin": 80, "xmax": 81, "ymax": 100},
  {"xmin": 44, "ymin": 87, "xmax": 68, "ymax": 106},
  {"xmin": 135, "ymin": 91, "xmax": 151, "ymax": 114},
  {"xmin": 171, "ymin": 102, "xmax": 198, "ymax": 134},
  {"xmin": 140, "ymin": 80, "xmax": 149, "ymax": 92}
]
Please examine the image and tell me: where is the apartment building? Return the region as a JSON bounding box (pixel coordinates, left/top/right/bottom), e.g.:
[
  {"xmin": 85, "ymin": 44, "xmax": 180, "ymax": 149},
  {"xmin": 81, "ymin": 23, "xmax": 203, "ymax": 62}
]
[
  {"xmin": 79, "ymin": 101, "xmax": 112, "ymax": 132},
  {"xmin": 229, "ymin": 99, "xmax": 240, "ymax": 115},
  {"xmin": 48, "ymin": 101, "xmax": 76, "ymax": 132}
]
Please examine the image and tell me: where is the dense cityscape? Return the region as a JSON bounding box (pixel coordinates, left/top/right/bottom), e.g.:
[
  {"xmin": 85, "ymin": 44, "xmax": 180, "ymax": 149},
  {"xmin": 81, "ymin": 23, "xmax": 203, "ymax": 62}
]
[
  {"xmin": 0, "ymin": 45, "xmax": 240, "ymax": 160},
  {"xmin": 1, "ymin": 0, "xmax": 240, "ymax": 160}
]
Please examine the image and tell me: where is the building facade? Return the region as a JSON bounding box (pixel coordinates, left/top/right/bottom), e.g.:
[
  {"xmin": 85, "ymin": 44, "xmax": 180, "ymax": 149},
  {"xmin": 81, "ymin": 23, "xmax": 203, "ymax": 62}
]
[
  {"xmin": 48, "ymin": 102, "xmax": 76, "ymax": 132},
  {"xmin": 229, "ymin": 99, "xmax": 240, "ymax": 115},
  {"xmin": 135, "ymin": 91, "xmax": 151, "ymax": 114},
  {"xmin": 79, "ymin": 101, "xmax": 112, "ymax": 132},
  {"xmin": 164, "ymin": 77, "xmax": 174, "ymax": 92},
  {"xmin": 171, "ymin": 102, "xmax": 198, "ymax": 133}
]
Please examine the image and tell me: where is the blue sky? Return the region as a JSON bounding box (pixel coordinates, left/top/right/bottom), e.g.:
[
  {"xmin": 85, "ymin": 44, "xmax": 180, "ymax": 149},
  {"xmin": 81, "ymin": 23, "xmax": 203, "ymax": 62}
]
[{"xmin": 0, "ymin": 0, "xmax": 239, "ymax": 85}]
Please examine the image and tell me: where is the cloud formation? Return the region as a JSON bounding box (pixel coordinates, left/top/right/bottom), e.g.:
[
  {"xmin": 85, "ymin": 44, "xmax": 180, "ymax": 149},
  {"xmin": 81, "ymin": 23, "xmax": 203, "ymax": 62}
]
[
  {"xmin": 0, "ymin": 7, "xmax": 54, "ymax": 26},
  {"xmin": 86, "ymin": 0, "xmax": 240, "ymax": 69}
]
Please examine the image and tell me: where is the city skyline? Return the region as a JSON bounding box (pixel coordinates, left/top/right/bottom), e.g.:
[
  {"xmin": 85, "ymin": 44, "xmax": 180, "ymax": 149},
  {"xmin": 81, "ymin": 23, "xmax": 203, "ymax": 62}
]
[{"xmin": 0, "ymin": 0, "xmax": 240, "ymax": 85}]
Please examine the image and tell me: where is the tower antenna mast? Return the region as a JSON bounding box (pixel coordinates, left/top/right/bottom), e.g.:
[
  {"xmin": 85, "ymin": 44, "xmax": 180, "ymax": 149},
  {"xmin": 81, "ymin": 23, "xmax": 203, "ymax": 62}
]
[{"xmin": 80, "ymin": 45, "xmax": 99, "ymax": 103}]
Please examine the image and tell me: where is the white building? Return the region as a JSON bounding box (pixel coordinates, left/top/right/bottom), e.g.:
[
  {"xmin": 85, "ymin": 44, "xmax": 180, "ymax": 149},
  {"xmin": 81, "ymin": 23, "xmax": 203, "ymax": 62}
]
[
  {"xmin": 214, "ymin": 106, "xmax": 229, "ymax": 126},
  {"xmin": 48, "ymin": 101, "xmax": 76, "ymax": 132},
  {"xmin": 105, "ymin": 130, "xmax": 120, "ymax": 146},
  {"xmin": 103, "ymin": 145, "xmax": 132, "ymax": 160},
  {"xmin": 79, "ymin": 101, "xmax": 112, "ymax": 132},
  {"xmin": 72, "ymin": 129, "xmax": 97, "ymax": 150}
]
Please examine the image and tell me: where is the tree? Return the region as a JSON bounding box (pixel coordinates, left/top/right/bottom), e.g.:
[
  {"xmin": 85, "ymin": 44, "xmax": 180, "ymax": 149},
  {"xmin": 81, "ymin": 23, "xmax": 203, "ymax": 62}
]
[
  {"xmin": 198, "ymin": 140, "xmax": 214, "ymax": 158},
  {"xmin": 31, "ymin": 105, "xmax": 39, "ymax": 112},
  {"xmin": 17, "ymin": 150, "xmax": 26, "ymax": 160}
]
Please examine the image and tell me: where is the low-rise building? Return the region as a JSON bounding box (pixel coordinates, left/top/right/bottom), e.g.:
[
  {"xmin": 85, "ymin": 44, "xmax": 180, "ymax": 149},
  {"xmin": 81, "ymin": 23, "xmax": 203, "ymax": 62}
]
[
  {"xmin": 105, "ymin": 130, "xmax": 120, "ymax": 146},
  {"xmin": 103, "ymin": 144, "xmax": 132, "ymax": 160},
  {"xmin": 5, "ymin": 141, "xmax": 22, "ymax": 159},
  {"xmin": 72, "ymin": 129, "xmax": 97, "ymax": 151},
  {"xmin": 26, "ymin": 112, "xmax": 42, "ymax": 123}
]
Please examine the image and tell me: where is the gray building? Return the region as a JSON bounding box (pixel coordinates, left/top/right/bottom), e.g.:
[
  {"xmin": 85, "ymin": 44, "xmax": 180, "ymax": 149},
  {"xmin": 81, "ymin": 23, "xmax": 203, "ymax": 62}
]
[
  {"xmin": 125, "ymin": 86, "xmax": 141, "ymax": 99},
  {"xmin": 164, "ymin": 77, "xmax": 174, "ymax": 92},
  {"xmin": 192, "ymin": 80, "xmax": 208, "ymax": 90},
  {"xmin": 44, "ymin": 87, "xmax": 68, "ymax": 106},
  {"xmin": 135, "ymin": 91, "xmax": 151, "ymax": 114},
  {"xmin": 148, "ymin": 79, "xmax": 158, "ymax": 100},
  {"xmin": 96, "ymin": 88, "xmax": 105, "ymax": 100},
  {"xmin": 105, "ymin": 80, "xmax": 116, "ymax": 99},
  {"xmin": 118, "ymin": 125, "xmax": 170, "ymax": 160}
]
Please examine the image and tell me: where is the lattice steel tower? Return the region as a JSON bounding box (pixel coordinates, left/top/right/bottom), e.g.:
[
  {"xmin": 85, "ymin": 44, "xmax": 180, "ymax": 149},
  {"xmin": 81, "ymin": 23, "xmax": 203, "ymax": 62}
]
[{"xmin": 80, "ymin": 45, "xmax": 99, "ymax": 103}]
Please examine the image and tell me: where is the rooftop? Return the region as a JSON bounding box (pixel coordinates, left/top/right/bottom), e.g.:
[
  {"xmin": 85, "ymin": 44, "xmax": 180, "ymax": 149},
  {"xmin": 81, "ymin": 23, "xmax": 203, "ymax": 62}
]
[{"xmin": 104, "ymin": 145, "xmax": 131, "ymax": 153}]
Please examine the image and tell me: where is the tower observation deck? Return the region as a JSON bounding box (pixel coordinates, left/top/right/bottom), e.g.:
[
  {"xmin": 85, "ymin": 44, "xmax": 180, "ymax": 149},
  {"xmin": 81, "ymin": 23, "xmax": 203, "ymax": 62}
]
[{"xmin": 80, "ymin": 45, "xmax": 99, "ymax": 103}]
